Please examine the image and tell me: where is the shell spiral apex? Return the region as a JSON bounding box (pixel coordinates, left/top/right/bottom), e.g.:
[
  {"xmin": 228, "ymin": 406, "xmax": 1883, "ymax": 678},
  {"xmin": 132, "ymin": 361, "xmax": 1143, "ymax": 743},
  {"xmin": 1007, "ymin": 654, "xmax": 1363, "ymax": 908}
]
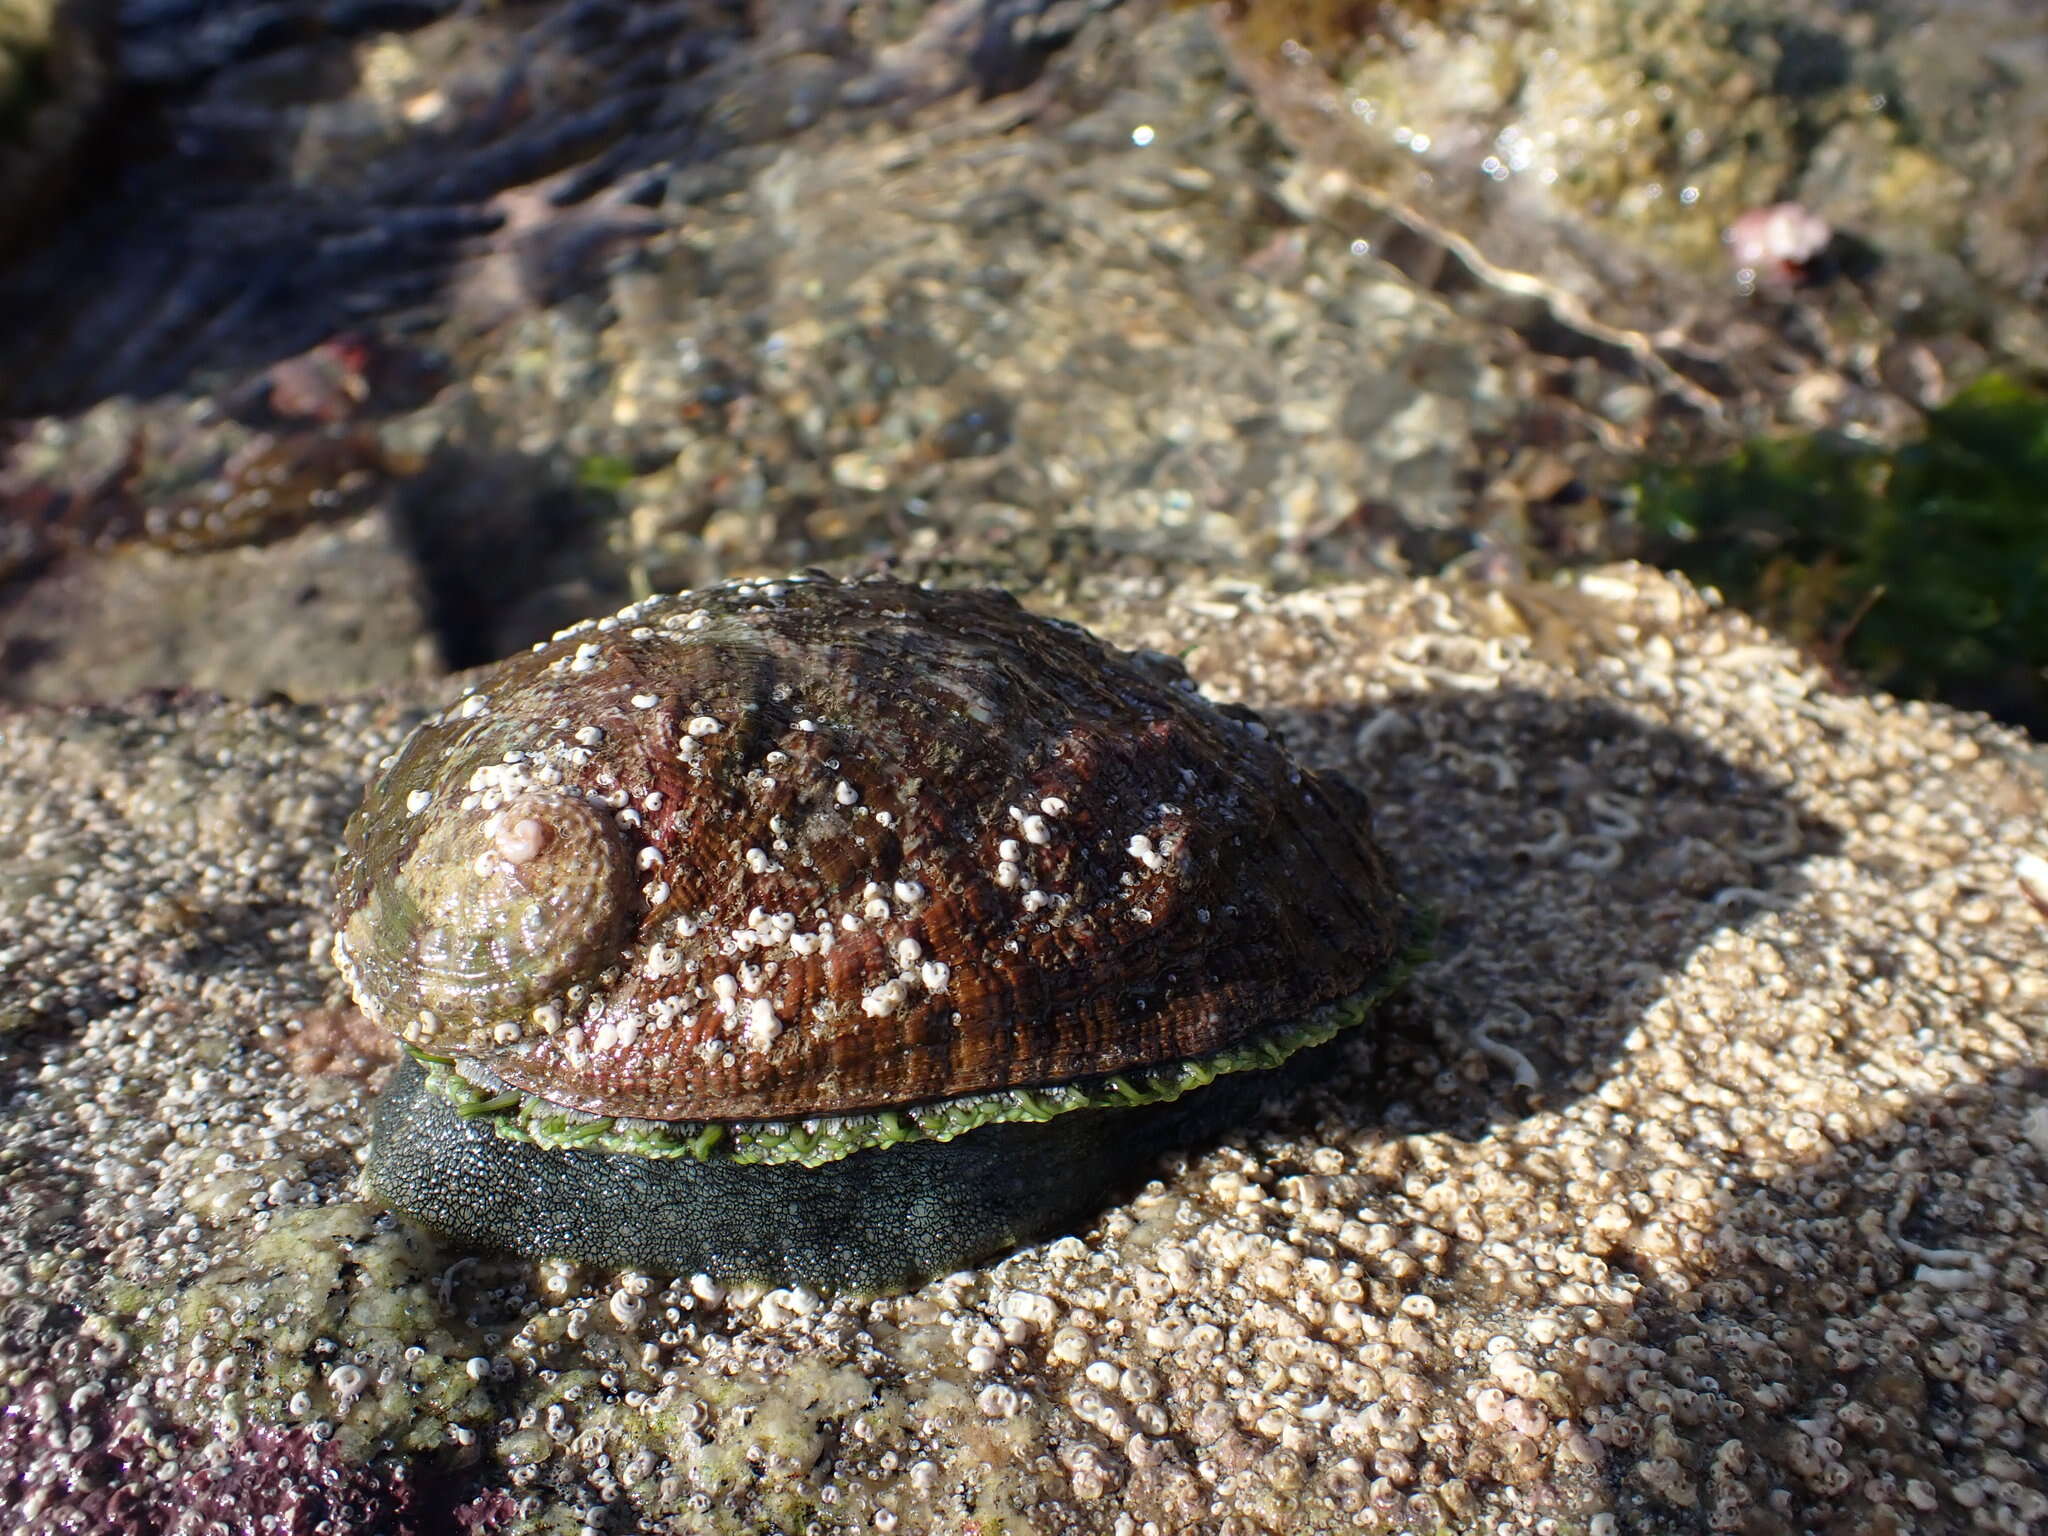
[{"xmin": 337, "ymin": 790, "xmax": 632, "ymax": 1038}]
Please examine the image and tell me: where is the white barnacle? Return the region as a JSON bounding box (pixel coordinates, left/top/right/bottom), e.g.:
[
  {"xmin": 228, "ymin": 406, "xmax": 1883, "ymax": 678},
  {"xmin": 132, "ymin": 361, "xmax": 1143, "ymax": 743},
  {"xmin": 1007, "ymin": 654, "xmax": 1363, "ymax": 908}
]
[
  {"xmin": 836, "ymin": 781, "xmax": 860, "ymax": 806},
  {"xmin": 999, "ymin": 838, "xmax": 1023, "ymax": 862},
  {"xmin": 329, "ymin": 1364, "xmax": 368, "ymax": 1406},
  {"xmin": 744, "ymin": 998, "xmax": 783, "ymax": 1051},
  {"xmin": 637, "ymin": 846, "xmax": 663, "ymax": 870},
  {"xmin": 1040, "ymin": 796, "xmax": 1067, "ymax": 816},
  {"xmin": 574, "ymin": 725, "xmax": 606, "ymax": 747},
  {"xmin": 920, "ymin": 960, "xmax": 951, "ymax": 993},
  {"xmin": 405, "ymin": 789, "xmax": 433, "ymax": 815},
  {"xmin": 570, "ymin": 641, "xmax": 604, "ymax": 674},
  {"xmin": 631, "ymin": 693, "xmax": 660, "ymax": 710},
  {"xmin": 1018, "ymin": 814, "xmax": 1051, "ymax": 845},
  {"xmin": 1127, "ymin": 834, "xmax": 1166, "ymax": 873},
  {"xmin": 893, "ymin": 879, "xmax": 924, "ymax": 905},
  {"xmin": 864, "ymin": 897, "xmax": 891, "ymax": 924},
  {"xmin": 861, "ymin": 979, "xmax": 910, "ymax": 1018},
  {"xmin": 894, "ymin": 936, "xmax": 923, "ymax": 967},
  {"xmin": 645, "ymin": 943, "xmax": 683, "ymax": 980},
  {"xmin": 531, "ymin": 1002, "xmax": 562, "ymax": 1034},
  {"xmin": 687, "ymin": 716, "xmax": 721, "ymax": 737},
  {"xmin": 996, "ymin": 861, "xmax": 1022, "ymax": 889},
  {"xmin": 745, "ymin": 848, "xmax": 775, "ymax": 874},
  {"xmin": 457, "ymin": 694, "xmax": 490, "ymax": 719}
]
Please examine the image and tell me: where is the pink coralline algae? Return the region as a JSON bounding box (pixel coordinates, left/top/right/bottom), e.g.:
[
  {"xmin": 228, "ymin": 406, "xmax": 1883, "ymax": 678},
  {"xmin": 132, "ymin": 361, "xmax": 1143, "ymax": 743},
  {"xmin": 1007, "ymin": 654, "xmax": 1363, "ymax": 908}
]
[{"xmin": 0, "ymin": 1383, "xmax": 506, "ymax": 1536}]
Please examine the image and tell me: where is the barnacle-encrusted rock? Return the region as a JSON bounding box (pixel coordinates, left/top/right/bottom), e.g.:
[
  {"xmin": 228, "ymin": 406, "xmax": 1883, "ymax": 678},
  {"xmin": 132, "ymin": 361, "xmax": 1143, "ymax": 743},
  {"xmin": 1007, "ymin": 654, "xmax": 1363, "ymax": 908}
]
[
  {"xmin": 334, "ymin": 573, "xmax": 1413, "ymax": 1286},
  {"xmin": 8, "ymin": 568, "xmax": 2048, "ymax": 1534}
]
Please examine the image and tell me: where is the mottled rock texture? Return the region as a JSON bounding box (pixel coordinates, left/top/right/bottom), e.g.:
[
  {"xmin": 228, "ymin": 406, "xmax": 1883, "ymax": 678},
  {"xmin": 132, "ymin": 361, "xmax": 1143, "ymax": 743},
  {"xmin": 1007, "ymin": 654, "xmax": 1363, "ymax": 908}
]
[{"xmin": 2, "ymin": 565, "xmax": 2043, "ymax": 1534}]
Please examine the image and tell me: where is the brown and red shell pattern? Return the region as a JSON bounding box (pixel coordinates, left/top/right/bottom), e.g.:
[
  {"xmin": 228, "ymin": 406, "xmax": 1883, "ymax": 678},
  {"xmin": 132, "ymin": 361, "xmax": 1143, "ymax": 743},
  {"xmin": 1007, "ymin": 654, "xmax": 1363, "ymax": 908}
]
[{"xmin": 333, "ymin": 575, "xmax": 1402, "ymax": 1124}]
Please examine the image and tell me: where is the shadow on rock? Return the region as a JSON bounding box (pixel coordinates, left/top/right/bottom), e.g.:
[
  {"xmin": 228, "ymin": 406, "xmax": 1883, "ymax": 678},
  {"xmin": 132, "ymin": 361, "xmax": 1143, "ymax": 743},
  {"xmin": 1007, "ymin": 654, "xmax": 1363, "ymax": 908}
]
[
  {"xmin": 1238, "ymin": 686, "xmax": 1843, "ymax": 1156},
  {"xmin": 389, "ymin": 438, "xmax": 634, "ymax": 667},
  {"xmin": 1570, "ymin": 1070, "xmax": 2048, "ymax": 1535}
]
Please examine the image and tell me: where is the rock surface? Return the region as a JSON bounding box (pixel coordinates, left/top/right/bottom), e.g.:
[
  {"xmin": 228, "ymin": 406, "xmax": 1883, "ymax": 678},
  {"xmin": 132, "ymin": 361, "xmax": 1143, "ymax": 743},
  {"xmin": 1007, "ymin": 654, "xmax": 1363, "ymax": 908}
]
[
  {"xmin": 2, "ymin": 564, "xmax": 2044, "ymax": 1534},
  {"xmin": 0, "ymin": 506, "xmax": 440, "ymax": 702},
  {"xmin": 6, "ymin": 0, "xmax": 2043, "ymax": 693}
]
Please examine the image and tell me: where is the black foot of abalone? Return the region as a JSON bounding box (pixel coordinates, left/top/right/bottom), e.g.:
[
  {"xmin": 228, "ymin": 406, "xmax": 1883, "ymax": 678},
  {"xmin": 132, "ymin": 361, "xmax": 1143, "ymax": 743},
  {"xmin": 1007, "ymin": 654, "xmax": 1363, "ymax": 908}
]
[{"xmin": 365, "ymin": 1055, "xmax": 1281, "ymax": 1293}]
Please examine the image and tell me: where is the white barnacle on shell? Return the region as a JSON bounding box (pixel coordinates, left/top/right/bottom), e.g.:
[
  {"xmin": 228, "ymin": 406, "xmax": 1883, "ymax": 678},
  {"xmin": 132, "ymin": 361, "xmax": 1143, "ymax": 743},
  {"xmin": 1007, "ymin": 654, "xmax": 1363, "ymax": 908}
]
[
  {"xmin": 744, "ymin": 998, "xmax": 783, "ymax": 1051},
  {"xmin": 861, "ymin": 979, "xmax": 910, "ymax": 1018}
]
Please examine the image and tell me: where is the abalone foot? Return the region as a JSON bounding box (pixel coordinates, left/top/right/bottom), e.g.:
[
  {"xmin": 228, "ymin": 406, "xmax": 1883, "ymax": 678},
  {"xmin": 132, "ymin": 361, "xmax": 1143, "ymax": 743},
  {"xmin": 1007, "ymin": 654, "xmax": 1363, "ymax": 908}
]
[{"xmin": 364, "ymin": 1051, "xmax": 1322, "ymax": 1293}]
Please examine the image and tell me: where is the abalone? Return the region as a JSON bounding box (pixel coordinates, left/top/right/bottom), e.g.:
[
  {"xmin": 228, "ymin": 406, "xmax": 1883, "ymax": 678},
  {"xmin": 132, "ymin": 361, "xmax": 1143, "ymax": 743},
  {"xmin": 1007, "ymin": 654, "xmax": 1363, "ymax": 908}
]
[{"xmin": 335, "ymin": 574, "xmax": 1413, "ymax": 1290}]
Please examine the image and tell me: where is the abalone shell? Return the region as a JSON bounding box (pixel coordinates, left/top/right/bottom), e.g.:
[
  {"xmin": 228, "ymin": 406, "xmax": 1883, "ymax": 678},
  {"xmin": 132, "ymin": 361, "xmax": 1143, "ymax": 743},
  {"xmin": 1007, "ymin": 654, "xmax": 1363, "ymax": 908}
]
[{"xmin": 335, "ymin": 574, "xmax": 1403, "ymax": 1135}]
